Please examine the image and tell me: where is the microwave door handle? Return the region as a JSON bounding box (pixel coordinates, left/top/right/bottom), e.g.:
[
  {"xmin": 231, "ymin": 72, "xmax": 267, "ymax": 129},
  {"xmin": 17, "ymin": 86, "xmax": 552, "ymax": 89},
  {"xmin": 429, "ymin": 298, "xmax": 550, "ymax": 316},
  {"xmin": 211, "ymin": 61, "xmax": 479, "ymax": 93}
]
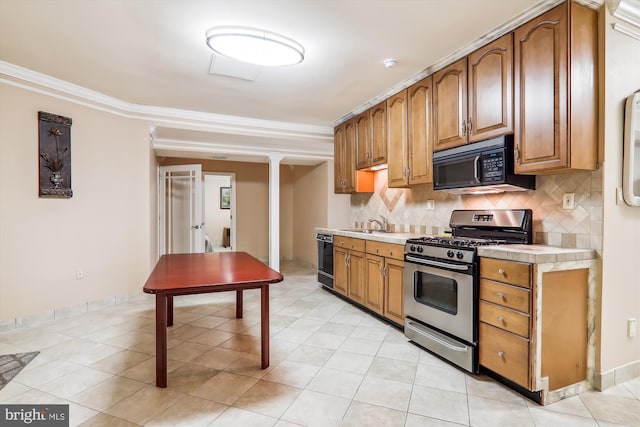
[{"xmin": 473, "ymin": 155, "xmax": 481, "ymax": 183}]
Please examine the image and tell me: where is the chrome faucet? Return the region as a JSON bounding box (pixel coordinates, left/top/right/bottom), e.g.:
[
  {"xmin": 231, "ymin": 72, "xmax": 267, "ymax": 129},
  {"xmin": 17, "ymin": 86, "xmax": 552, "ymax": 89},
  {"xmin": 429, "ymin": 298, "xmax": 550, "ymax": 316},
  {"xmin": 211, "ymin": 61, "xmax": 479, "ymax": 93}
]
[{"xmin": 368, "ymin": 215, "xmax": 389, "ymax": 232}]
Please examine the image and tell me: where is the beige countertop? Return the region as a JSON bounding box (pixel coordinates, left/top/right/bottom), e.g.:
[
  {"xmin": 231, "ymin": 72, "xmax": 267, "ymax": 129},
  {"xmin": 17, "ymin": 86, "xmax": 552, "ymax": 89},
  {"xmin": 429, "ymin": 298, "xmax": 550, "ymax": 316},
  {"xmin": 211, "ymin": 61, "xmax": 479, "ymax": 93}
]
[
  {"xmin": 317, "ymin": 229, "xmax": 599, "ymax": 263},
  {"xmin": 315, "ymin": 227, "xmax": 425, "ymax": 245},
  {"xmin": 477, "ymin": 244, "xmax": 598, "ymax": 264}
]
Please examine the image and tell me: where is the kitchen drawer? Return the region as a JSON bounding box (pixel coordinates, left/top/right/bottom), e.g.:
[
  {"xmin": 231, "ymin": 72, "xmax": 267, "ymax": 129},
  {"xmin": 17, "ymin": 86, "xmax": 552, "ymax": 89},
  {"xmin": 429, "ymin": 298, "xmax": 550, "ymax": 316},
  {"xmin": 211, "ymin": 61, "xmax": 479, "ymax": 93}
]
[
  {"xmin": 480, "ymin": 279, "xmax": 530, "ymax": 313},
  {"xmin": 479, "ymin": 301, "xmax": 530, "ymax": 338},
  {"xmin": 479, "ymin": 322, "xmax": 529, "ymax": 389},
  {"xmin": 365, "ymin": 241, "xmax": 404, "ymax": 260},
  {"xmin": 480, "ymin": 258, "xmax": 531, "ymax": 288},
  {"xmin": 334, "ymin": 236, "xmax": 366, "ymax": 252}
]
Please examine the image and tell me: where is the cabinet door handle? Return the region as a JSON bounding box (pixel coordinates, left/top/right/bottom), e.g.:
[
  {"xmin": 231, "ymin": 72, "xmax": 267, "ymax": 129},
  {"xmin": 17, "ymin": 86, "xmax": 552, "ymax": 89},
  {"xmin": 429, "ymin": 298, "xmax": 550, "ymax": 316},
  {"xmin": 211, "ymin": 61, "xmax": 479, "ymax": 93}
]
[
  {"xmin": 497, "ymin": 351, "xmax": 504, "ymax": 358},
  {"xmin": 498, "ymin": 268, "xmax": 505, "ymax": 275},
  {"xmin": 515, "ymin": 145, "xmax": 521, "ymax": 165},
  {"xmin": 498, "ymin": 315, "xmax": 504, "ymax": 323},
  {"xmin": 497, "ymin": 292, "xmax": 505, "ymax": 300},
  {"xmin": 461, "ymin": 121, "xmax": 467, "ymax": 136},
  {"xmin": 467, "ymin": 118, "xmax": 473, "ymax": 134}
]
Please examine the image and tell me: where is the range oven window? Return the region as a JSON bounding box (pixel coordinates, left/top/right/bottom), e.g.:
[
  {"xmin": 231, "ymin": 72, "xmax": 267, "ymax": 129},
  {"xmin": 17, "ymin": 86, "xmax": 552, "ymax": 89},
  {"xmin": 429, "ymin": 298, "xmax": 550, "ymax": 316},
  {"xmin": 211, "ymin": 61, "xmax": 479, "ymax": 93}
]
[{"xmin": 413, "ymin": 270, "xmax": 458, "ymax": 315}]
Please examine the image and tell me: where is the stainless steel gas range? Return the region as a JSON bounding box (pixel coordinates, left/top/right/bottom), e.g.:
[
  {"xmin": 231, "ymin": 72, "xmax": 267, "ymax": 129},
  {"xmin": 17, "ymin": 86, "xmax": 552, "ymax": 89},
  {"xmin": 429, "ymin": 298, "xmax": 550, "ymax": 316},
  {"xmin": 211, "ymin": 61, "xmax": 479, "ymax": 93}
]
[{"xmin": 403, "ymin": 209, "xmax": 532, "ymax": 373}]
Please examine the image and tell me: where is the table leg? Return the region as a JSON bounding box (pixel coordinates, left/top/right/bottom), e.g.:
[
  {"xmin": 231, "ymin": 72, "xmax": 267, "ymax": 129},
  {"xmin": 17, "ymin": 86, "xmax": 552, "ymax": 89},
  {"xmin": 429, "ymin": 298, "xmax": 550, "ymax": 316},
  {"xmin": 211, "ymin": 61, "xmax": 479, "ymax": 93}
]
[
  {"xmin": 155, "ymin": 294, "xmax": 168, "ymax": 388},
  {"xmin": 167, "ymin": 296, "xmax": 174, "ymax": 327},
  {"xmin": 236, "ymin": 290, "xmax": 243, "ymax": 319},
  {"xmin": 261, "ymin": 285, "xmax": 269, "ymax": 369}
]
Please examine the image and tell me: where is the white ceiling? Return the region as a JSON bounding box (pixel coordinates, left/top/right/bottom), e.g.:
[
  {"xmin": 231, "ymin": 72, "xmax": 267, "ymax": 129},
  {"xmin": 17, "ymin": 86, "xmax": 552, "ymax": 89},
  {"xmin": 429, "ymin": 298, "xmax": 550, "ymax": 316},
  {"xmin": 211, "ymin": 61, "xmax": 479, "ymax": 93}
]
[{"xmin": 0, "ymin": 0, "xmax": 567, "ymax": 164}]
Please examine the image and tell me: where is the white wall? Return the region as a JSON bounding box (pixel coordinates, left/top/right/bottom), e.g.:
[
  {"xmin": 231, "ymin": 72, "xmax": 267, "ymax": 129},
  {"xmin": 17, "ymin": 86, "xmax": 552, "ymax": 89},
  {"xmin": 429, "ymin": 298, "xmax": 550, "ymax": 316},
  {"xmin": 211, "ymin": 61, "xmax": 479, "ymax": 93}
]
[
  {"xmin": 600, "ymin": 11, "xmax": 640, "ymax": 380},
  {"xmin": 204, "ymin": 174, "xmax": 231, "ymax": 248},
  {"xmin": 0, "ymin": 82, "xmax": 152, "ymax": 324},
  {"xmin": 325, "ymin": 160, "xmax": 352, "ymax": 229}
]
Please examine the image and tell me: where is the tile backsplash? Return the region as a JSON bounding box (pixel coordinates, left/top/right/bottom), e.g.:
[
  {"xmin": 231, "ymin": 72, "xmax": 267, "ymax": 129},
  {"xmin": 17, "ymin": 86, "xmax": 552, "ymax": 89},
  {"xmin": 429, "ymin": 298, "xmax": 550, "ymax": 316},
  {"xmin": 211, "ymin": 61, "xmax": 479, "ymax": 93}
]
[{"xmin": 351, "ymin": 168, "xmax": 603, "ymax": 252}]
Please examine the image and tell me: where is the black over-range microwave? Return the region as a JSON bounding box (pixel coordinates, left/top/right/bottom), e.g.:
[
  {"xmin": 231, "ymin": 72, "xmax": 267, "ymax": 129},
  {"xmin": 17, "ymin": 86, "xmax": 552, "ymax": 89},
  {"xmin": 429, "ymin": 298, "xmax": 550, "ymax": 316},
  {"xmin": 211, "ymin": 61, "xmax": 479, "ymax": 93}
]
[{"xmin": 432, "ymin": 135, "xmax": 535, "ymax": 194}]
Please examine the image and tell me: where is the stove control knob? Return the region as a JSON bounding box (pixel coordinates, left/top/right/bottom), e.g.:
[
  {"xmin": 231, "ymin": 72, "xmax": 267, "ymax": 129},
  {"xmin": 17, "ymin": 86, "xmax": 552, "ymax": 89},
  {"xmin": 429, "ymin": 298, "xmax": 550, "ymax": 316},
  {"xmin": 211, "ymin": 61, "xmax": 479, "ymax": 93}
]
[
  {"xmin": 410, "ymin": 245, "xmax": 416, "ymax": 252},
  {"xmin": 456, "ymin": 251, "xmax": 464, "ymax": 259},
  {"xmin": 447, "ymin": 250, "xmax": 454, "ymax": 258},
  {"xmin": 417, "ymin": 246, "xmax": 424, "ymax": 253}
]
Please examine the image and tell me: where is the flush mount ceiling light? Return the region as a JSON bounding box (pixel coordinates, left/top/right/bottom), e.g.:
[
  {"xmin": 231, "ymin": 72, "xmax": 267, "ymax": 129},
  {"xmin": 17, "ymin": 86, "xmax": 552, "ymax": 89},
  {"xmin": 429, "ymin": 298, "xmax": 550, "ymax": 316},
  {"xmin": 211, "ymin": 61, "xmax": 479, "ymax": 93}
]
[{"xmin": 205, "ymin": 26, "xmax": 305, "ymax": 66}]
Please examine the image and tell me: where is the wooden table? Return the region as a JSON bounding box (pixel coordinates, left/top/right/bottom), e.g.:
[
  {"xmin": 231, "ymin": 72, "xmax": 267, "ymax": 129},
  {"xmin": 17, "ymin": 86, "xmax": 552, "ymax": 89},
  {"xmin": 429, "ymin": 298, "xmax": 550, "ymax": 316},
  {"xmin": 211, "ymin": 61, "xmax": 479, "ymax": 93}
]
[{"xmin": 143, "ymin": 252, "xmax": 283, "ymax": 387}]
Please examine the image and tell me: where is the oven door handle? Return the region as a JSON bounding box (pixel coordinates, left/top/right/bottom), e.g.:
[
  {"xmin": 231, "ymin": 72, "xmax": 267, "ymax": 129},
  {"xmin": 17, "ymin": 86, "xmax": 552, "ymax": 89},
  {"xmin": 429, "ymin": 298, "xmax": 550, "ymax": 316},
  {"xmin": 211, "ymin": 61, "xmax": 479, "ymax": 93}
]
[
  {"xmin": 406, "ymin": 320, "xmax": 470, "ymax": 352},
  {"xmin": 405, "ymin": 255, "xmax": 469, "ymax": 271}
]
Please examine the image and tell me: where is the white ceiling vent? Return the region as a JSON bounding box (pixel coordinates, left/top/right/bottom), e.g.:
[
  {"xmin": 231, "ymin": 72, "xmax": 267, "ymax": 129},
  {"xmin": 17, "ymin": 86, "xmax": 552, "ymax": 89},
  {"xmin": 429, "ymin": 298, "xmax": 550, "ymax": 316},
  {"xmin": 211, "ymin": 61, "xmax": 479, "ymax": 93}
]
[{"xmin": 209, "ymin": 54, "xmax": 260, "ymax": 81}]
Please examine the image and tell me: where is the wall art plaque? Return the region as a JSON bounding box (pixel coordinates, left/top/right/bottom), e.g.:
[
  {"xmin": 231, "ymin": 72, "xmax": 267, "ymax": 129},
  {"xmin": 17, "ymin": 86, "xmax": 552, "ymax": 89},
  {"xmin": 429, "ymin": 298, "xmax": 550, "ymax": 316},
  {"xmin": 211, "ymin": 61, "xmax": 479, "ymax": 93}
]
[{"xmin": 38, "ymin": 111, "xmax": 72, "ymax": 198}]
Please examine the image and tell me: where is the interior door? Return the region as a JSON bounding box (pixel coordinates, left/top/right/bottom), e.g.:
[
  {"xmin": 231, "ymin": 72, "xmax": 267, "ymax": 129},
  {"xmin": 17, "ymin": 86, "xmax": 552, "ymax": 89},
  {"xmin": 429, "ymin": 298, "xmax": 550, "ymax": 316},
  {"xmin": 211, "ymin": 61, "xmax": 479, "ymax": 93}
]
[{"xmin": 158, "ymin": 164, "xmax": 204, "ymax": 255}]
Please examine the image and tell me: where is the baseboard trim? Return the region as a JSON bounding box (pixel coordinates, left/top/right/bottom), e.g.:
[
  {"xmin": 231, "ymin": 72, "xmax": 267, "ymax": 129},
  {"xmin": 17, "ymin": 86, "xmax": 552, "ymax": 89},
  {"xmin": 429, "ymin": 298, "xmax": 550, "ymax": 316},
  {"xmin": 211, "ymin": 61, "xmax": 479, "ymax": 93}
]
[
  {"xmin": 593, "ymin": 359, "xmax": 640, "ymax": 390},
  {"xmin": 0, "ymin": 291, "xmax": 150, "ymax": 333}
]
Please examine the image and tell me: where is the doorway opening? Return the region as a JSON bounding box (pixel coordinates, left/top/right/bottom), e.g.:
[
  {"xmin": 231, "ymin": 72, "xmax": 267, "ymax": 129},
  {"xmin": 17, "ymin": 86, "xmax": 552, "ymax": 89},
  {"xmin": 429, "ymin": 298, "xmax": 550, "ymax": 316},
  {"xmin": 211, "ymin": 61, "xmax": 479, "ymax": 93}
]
[{"xmin": 204, "ymin": 172, "xmax": 236, "ymax": 252}]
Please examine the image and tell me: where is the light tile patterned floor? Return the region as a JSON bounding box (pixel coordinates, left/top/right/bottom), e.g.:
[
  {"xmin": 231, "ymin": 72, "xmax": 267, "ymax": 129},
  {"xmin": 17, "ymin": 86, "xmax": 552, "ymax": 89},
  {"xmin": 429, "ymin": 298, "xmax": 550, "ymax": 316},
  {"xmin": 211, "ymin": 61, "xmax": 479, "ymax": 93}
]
[{"xmin": 1, "ymin": 261, "xmax": 639, "ymax": 426}]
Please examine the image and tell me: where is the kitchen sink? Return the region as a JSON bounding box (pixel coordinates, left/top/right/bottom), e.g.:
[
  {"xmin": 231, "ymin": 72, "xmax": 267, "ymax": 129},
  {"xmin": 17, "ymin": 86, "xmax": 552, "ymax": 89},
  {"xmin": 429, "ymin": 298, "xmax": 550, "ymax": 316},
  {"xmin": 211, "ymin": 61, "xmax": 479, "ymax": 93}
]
[
  {"xmin": 339, "ymin": 228, "xmax": 385, "ymax": 234},
  {"xmin": 340, "ymin": 228, "xmax": 388, "ymax": 234},
  {"xmin": 339, "ymin": 228, "xmax": 416, "ymax": 234}
]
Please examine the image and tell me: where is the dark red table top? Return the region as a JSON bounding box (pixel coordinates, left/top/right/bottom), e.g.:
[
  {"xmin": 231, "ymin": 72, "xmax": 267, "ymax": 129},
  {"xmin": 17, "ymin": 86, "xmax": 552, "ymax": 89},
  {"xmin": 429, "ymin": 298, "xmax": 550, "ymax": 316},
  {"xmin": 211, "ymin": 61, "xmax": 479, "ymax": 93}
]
[{"xmin": 143, "ymin": 252, "xmax": 283, "ymax": 295}]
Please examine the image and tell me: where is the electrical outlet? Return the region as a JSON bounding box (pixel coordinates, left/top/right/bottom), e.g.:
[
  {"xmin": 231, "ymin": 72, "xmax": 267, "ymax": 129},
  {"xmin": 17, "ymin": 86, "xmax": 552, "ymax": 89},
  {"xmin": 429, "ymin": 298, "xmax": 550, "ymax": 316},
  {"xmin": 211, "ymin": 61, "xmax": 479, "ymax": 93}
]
[
  {"xmin": 426, "ymin": 200, "xmax": 435, "ymax": 210},
  {"xmin": 629, "ymin": 318, "xmax": 637, "ymax": 338},
  {"xmin": 76, "ymin": 270, "xmax": 85, "ymax": 280},
  {"xmin": 562, "ymin": 193, "xmax": 575, "ymax": 210}
]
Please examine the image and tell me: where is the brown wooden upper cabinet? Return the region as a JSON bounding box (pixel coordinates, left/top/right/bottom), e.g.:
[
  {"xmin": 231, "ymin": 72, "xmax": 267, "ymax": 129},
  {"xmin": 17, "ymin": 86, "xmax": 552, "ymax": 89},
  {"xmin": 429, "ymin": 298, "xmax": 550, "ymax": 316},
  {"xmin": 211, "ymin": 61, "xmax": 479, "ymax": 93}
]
[
  {"xmin": 433, "ymin": 33, "xmax": 514, "ymax": 151},
  {"xmin": 408, "ymin": 76, "xmax": 435, "ymax": 186},
  {"xmin": 386, "ymin": 90, "xmax": 409, "ymax": 187},
  {"xmin": 387, "ymin": 76, "xmax": 434, "ymax": 187},
  {"xmin": 334, "ymin": 118, "xmax": 374, "ymax": 194},
  {"xmin": 334, "ymin": 119, "xmax": 355, "ymax": 193},
  {"xmin": 513, "ymin": 1, "xmax": 597, "ymax": 174},
  {"xmin": 356, "ymin": 102, "xmax": 387, "ymax": 169}
]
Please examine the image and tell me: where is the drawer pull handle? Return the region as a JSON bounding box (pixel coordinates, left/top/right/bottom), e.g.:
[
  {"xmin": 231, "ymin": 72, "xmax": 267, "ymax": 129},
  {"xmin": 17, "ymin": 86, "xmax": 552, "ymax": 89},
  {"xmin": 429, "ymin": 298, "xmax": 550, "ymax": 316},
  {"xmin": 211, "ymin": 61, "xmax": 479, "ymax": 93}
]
[
  {"xmin": 498, "ymin": 315, "xmax": 504, "ymax": 323},
  {"xmin": 498, "ymin": 268, "xmax": 505, "ymax": 275},
  {"xmin": 497, "ymin": 292, "xmax": 505, "ymax": 300},
  {"xmin": 498, "ymin": 351, "xmax": 504, "ymax": 358}
]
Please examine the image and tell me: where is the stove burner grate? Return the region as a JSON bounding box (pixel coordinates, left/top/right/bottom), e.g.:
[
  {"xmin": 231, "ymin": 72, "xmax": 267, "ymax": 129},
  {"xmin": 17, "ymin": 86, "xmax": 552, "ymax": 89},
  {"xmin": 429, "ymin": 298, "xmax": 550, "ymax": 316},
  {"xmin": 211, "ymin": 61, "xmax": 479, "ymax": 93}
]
[{"xmin": 406, "ymin": 236, "xmax": 506, "ymax": 248}]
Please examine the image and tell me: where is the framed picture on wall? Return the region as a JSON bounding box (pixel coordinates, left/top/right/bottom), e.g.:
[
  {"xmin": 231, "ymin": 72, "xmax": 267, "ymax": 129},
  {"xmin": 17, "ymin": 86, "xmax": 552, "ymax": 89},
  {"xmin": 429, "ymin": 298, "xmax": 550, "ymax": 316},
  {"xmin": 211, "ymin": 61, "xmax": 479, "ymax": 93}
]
[{"xmin": 220, "ymin": 187, "xmax": 230, "ymax": 209}]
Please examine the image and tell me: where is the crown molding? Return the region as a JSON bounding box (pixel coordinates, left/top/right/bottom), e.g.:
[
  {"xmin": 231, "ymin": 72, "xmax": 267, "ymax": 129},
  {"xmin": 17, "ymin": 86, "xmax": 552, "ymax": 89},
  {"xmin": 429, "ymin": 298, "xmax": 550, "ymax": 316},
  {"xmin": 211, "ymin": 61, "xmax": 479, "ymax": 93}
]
[
  {"xmin": 333, "ymin": 0, "xmax": 601, "ymax": 126},
  {"xmin": 580, "ymin": 0, "xmax": 605, "ymax": 9},
  {"xmin": 152, "ymin": 136, "xmax": 333, "ymax": 165},
  {"xmin": 0, "ymin": 61, "xmax": 334, "ymax": 144}
]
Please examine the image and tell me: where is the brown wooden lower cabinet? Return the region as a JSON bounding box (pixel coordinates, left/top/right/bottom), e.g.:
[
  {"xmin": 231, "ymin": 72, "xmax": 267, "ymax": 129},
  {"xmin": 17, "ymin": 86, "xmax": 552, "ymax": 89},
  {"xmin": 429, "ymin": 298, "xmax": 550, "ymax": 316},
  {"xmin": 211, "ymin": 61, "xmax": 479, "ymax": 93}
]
[
  {"xmin": 479, "ymin": 257, "xmax": 589, "ymax": 400},
  {"xmin": 384, "ymin": 258, "xmax": 405, "ymax": 325},
  {"xmin": 333, "ymin": 245, "xmax": 349, "ymax": 296},
  {"xmin": 333, "ymin": 236, "xmax": 366, "ymax": 303},
  {"xmin": 479, "ymin": 322, "xmax": 529, "ymax": 389},
  {"xmin": 347, "ymin": 250, "xmax": 367, "ymax": 305},
  {"xmin": 365, "ymin": 254, "xmax": 385, "ymax": 315},
  {"xmin": 333, "ymin": 236, "xmax": 404, "ymax": 325}
]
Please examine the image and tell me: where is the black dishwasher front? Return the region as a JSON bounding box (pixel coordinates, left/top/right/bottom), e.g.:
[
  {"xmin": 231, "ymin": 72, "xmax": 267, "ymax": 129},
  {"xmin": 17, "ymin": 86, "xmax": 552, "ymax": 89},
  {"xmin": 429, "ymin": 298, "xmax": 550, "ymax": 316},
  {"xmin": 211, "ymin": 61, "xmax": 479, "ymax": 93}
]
[{"xmin": 316, "ymin": 233, "xmax": 333, "ymax": 289}]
